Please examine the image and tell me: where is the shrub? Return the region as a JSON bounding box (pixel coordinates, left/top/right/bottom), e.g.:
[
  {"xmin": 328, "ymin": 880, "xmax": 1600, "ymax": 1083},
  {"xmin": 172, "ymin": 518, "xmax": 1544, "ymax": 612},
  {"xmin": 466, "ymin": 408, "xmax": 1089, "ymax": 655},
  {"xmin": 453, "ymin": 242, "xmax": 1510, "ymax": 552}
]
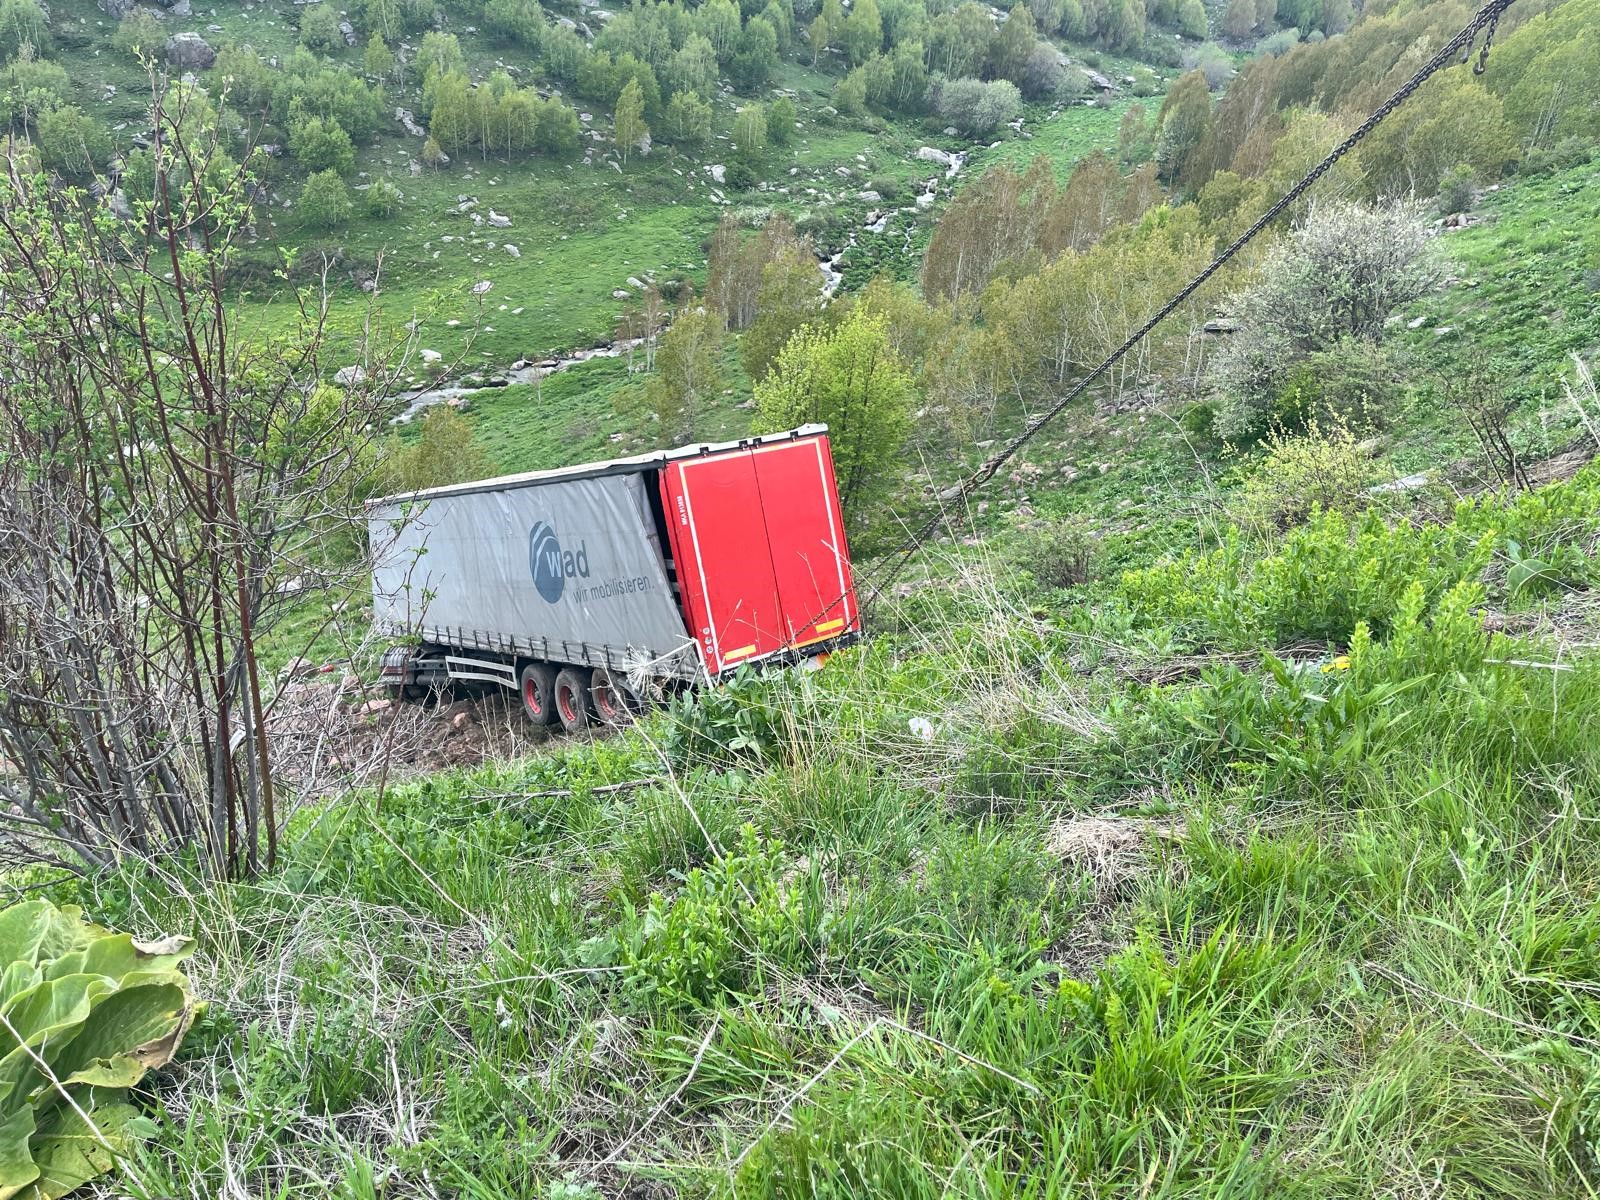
[
  {"xmin": 0, "ymin": 899, "xmax": 197, "ymax": 1197},
  {"xmin": 1210, "ymin": 200, "xmax": 1439, "ymax": 443},
  {"xmin": 1234, "ymin": 421, "xmax": 1373, "ymax": 532},
  {"xmin": 298, "ymin": 169, "xmax": 352, "ymax": 228},
  {"xmin": 1436, "ymin": 163, "xmax": 1478, "ymax": 214},
  {"xmin": 298, "ymin": 2, "xmax": 345, "ymax": 52},
  {"xmin": 620, "ymin": 825, "xmax": 817, "ymax": 1008},
  {"xmin": 1018, "ymin": 518, "xmax": 1101, "ymax": 589},
  {"xmin": 420, "ymin": 135, "xmax": 448, "ymax": 167},
  {"xmin": 365, "ymin": 178, "xmax": 402, "ymax": 216},
  {"xmin": 1117, "ymin": 507, "xmax": 1495, "ymax": 649},
  {"xmin": 934, "ymin": 77, "xmax": 1022, "ymax": 136},
  {"xmin": 113, "ymin": 6, "xmax": 164, "ymax": 56}
]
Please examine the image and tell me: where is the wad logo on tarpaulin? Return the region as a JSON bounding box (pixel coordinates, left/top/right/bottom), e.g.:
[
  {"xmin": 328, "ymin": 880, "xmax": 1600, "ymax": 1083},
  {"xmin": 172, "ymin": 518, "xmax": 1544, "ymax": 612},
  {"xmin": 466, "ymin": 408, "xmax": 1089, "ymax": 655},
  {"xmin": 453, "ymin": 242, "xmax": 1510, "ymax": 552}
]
[{"xmin": 528, "ymin": 522, "xmax": 589, "ymax": 603}]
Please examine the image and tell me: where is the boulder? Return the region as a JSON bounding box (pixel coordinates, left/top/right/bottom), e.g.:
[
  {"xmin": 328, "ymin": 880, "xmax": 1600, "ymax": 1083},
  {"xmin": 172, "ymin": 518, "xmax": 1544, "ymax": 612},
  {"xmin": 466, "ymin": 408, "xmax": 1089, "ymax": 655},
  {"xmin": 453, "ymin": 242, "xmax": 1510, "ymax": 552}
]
[
  {"xmin": 170, "ymin": 0, "xmax": 191, "ymax": 15},
  {"xmin": 487, "ymin": 209, "xmax": 511, "ymax": 227},
  {"xmin": 339, "ymin": 17, "xmax": 356, "ymax": 44},
  {"xmin": 707, "ymin": 163, "xmax": 726, "ymax": 184},
  {"xmin": 915, "ymin": 146, "xmax": 954, "ymax": 167},
  {"xmin": 165, "ymin": 32, "xmax": 216, "ymax": 69},
  {"xmin": 505, "ymin": 243, "xmax": 520, "ymax": 258},
  {"xmin": 419, "ymin": 348, "xmax": 443, "ymax": 363},
  {"xmin": 333, "ymin": 365, "xmax": 366, "ymax": 386},
  {"xmin": 395, "ymin": 107, "xmax": 426, "ymax": 137}
]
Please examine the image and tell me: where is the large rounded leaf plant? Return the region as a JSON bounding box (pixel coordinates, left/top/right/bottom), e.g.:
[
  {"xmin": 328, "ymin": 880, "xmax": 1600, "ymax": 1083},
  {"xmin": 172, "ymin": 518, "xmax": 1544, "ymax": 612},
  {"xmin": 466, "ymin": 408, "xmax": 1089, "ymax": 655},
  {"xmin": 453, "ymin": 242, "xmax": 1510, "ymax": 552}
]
[{"xmin": 0, "ymin": 899, "xmax": 196, "ymax": 1199}]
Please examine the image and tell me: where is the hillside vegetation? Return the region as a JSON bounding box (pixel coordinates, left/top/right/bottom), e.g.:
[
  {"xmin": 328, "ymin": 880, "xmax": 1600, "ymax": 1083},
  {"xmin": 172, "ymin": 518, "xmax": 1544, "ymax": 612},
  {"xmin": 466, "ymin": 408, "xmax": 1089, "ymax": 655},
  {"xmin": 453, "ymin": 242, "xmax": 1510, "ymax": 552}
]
[{"xmin": 0, "ymin": 0, "xmax": 1598, "ymax": 1193}]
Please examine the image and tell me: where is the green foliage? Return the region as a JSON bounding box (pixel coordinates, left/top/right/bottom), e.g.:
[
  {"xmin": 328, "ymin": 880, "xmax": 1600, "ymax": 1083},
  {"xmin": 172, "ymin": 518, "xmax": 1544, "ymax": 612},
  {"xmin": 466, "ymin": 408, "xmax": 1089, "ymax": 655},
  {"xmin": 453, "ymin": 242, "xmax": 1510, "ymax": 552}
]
[
  {"xmin": 0, "ymin": 899, "xmax": 196, "ymax": 1199},
  {"xmin": 643, "ymin": 303, "xmax": 726, "ymax": 440},
  {"xmin": 0, "ymin": 51, "xmax": 68, "ymax": 131},
  {"xmin": 288, "ymin": 110, "xmax": 356, "ymax": 174},
  {"xmin": 1233, "ymin": 421, "xmax": 1373, "ymax": 532},
  {"xmin": 0, "ymin": 0, "xmax": 47, "ymax": 59},
  {"xmin": 32, "ymin": 105, "xmax": 110, "ymax": 177},
  {"xmin": 298, "ymin": 168, "xmax": 352, "ymax": 228},
  {"xmin": 768, "ymin": 95, "xmax": 797, "ymax": 146},
  {"xmin": 1118, "ymin": 506, "xmax": 1496, "ymax": 650},
  {"xmin": 365, "ymin": 177, "xmax": 403, "ymax": 217},
  {"xmin": 754, "ymin": 307, "xmax": 915, "ymax": 534},
  {"xmin": 663, "ymin": 90, "xmax": 712, "ymax": 148},
  {"xmin": 621, "ymin": 826, "xmax": 817, "ymax": 1008},
  {"xmin": 660, "ymin": 668, "xmax": 796, "ymax": 770},
  {"xmin": 732, "ymin": 102, "xmax": 767, "ymax": 163},
  {"xmin": 112, "ymin": 7, "xmax": 164, "ymax": 58},
  {"xmin": 381, "ymin": 404, "xmax": 491, "ymax": 493},
  {"xmin": 613, "ymin": 76, "xmax": 648, "ymax": 165},
  {"xmin": 298, "ymin": 2, "xmax": 345, "ymax": 53},
  {"xmin": 1016, "ymin": 516, "xmax": 1101, "ymax": 589}
]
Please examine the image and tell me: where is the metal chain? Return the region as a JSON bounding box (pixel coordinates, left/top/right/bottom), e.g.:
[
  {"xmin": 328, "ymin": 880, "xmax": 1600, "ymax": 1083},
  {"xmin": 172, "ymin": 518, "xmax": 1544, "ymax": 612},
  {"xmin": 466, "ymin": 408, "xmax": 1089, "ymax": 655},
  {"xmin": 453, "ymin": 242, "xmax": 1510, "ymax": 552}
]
[{"xmin": 858, "ymin": 0, "xmax": 1521, "ymax": 613}]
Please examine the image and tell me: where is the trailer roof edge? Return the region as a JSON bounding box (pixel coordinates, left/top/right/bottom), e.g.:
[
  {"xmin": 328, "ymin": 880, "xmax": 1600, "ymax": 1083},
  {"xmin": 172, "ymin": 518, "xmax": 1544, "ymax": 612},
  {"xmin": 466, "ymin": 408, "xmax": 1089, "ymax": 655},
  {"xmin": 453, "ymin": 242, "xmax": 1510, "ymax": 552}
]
[{"xmin": 366, "ymin": 424, "xmax": 831, "ymax": 506}]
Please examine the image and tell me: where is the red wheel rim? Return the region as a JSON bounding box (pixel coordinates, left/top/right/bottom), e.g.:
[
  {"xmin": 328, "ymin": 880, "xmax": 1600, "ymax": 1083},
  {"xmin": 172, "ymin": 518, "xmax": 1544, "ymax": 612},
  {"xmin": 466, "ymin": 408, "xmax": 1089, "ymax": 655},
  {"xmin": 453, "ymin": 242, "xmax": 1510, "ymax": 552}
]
[
  {"xmin": 558, "ymin": 684, "xmax": 577, "ymax": 723},
  {"xmin": 595, "ymin": 682, "xmax": 615, "ymax": 719},
  {"xmin": 524, "ymin": 677, "xmax": 542, "ymax": 715}
]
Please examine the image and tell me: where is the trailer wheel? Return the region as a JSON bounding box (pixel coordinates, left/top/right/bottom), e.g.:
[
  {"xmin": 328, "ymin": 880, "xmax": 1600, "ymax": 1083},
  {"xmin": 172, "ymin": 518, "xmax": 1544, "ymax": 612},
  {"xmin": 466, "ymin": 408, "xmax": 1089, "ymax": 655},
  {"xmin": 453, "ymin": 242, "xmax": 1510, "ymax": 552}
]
[
  {"xmin": 589, "ymin": 668, "xmax": 638, "ymax": 727},
  {"xmin": 553, "ymin": 667, "xmax": 593, "ymax": 733},
  {"xmin": 519, "ymin": 663, "xmax": 559, "ymax": 726}
]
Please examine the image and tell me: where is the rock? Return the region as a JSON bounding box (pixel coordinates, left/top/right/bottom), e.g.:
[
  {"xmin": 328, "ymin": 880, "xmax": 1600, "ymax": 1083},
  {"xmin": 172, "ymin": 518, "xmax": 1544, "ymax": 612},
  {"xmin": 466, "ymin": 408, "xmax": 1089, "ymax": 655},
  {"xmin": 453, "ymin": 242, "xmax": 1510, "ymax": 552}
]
[
  {"xmin": 943, "ymin": 125, "xmax": 958, "ymax": 136},
  {"xmin": 98, "ymin": 0, "xmax": 137, "ymax": 16},
  {"xmin": 487, "ymin": 209, "xmax": 511, "ymax": 227},
  {"xmin": 627, "ymin": 276, "xmax": 646, "ymax": 289},
  {"xmin": 915, "ymin": 191, "xmax": 935, "ymax": 208},
  {"xmin": 446, "ymin": 396, "xmax": 471, "ymax": 412},
  {"xmin": 362, "ymin": 698, "xmax": 393, "ymax": 715},
  {"xmin": 334, "ymin": 365, "xmax": 366, "ymax": 386},
  {"xmin": 505, "ymin": 243, "xmax": 520, "ymax": 258},
  {"xmin": 451, "ymin": 710, "xmax": 472, "ymax": 731},
  {"xmin": 339, "ymin": 17, "xmax": 356, "ymax": 43},
  {"xmin": 857, "ymin": 189, "xmax": 881, "ymax": 202},
  {"xmin": 612, "ymin": 289, "xmax": 632, "ymax": 299},
  {"xmin": 170, "ymin": 0, "xmax": 191, "ymax": 15},
  {"xmin": 471, "ymin": 279, "xmax": 493, "ymax": 295},
  {"xmin": 1083, "ymin": 68, "xmax": 1115, "ymax": 91},
  {"xmin": 1407, "ymin": 314, "xmax": 1429, "ymax": 330},
  {"xmin": 419, "ymin": 348, "xmax": 442, "ymax": 363},
  {"xmin": 1202, "ymin": 317, "xmax": 1238, "ymax": 334},
  {"xmin": 708, "ymin": 163, "xmax": 726, "ymax": 184},
  {"xmin": 395, "ymin": 107, "xmax": 426, "ymax": 137},
  {"xmin": 915, "ymin": 146, "xmax": 954, "ymax": 167},
  {"xmin": 106, "ymin": 189, "xmax": 134, "ymax": 222},
  {"xmin": 164, "ymin": 32, "xmax": 216, "ymax": 69}
]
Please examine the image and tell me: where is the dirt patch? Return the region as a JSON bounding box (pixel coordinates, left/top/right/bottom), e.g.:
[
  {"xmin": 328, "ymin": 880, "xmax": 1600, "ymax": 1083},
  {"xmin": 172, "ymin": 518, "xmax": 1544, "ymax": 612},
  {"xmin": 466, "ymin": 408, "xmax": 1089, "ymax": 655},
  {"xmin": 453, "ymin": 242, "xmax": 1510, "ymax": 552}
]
[
  {"xmin": 1046, "ymin": 813, "xmax": 1184, "ymax": 903},
  {"xmin": 268, "ymin": 673, "xmax": 552, "ymax": 802}
]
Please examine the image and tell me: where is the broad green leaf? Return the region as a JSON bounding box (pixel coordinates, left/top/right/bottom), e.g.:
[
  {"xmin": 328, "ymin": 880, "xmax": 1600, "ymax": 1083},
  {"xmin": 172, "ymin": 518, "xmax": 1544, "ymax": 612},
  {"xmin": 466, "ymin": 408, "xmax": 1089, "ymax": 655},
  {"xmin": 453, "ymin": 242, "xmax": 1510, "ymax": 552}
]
[
  {"xmin": 27, "ymin": 1098, "xmax": 140, "ymax": 1200},
  {"xmin": 0, "ymin": 1106, "xmax": 39, "ymax": 1196}
]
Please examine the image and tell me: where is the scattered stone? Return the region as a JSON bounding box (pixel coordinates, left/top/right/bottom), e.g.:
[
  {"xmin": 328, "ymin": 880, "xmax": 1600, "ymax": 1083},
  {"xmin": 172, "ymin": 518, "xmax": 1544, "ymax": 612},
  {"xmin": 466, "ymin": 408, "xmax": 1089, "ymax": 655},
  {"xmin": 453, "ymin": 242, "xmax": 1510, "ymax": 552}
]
[
  {"xmin": 334, "ymin": 365, "xmax": 366, "ymax": 387},
  {"xmin": 419, "ymin": 348, "xmax": 442, "ymax": 363},
  {"xmin": 471, "ymin": 279, "xmax": 493, "ymax": 295},
  {"xmin": 362, "ymin": 698, "xmax": 393, "ymax": 715},
  {"xmin": 916, "ymin": 146, "xmax": 955, "ymax": 167},
  {"xmin": 612, "ymin": 289, "xmax": 631, "ymax": 298},
  {"xmin": 1407, "ymin": 314, "xmax": 1429, "ymax": 329},
  {"xmin": 1201, "ymin": 317, "xmax": 1238, "ymax": 334},
  {"xmin": 487, "ymin": 209, "xmax": 511, "ymax": 227},
  {"xmin": 858, "ymin": 189, "xmax": 881, "ymax": 202},
  {"xmin": 164, "ymin": 32, "xmax": 216, "ymax": 69},
  {"xmin": 708, "ymin": 163, "xmax": 726, "ymax": 184},
  {"xmin": 505, "ymin": 243, "xmax": 520, "ymax": 258},
  {"xmin": 395, "ymin": 107, "xmax": 426, "ymax": 137}
]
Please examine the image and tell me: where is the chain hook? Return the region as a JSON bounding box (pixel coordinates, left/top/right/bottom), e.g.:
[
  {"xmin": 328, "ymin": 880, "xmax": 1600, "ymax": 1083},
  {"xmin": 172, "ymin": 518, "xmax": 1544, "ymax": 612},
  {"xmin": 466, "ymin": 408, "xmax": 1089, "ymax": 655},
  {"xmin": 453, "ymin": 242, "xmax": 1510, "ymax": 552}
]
[{"xmin": 1474, "ymin": 12, "xmax": 1500, "ymax": 74}]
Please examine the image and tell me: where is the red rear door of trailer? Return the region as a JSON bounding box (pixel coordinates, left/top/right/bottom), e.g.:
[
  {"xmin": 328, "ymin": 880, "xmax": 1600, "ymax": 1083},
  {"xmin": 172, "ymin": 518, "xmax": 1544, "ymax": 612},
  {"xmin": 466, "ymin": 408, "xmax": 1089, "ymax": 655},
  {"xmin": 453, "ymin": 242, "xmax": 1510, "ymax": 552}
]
[{"xmin": 660, "ymin": 432, "xmax": 858, "ymax": 675}]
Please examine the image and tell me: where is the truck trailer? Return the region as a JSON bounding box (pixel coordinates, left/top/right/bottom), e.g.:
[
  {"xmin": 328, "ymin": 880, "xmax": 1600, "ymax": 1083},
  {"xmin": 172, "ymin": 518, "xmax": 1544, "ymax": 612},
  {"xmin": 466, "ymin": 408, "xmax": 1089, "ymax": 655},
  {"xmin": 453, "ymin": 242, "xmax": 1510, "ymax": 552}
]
[{"xmin": 368, "ymin": 425, "xmax": 862, "ymax": 730}]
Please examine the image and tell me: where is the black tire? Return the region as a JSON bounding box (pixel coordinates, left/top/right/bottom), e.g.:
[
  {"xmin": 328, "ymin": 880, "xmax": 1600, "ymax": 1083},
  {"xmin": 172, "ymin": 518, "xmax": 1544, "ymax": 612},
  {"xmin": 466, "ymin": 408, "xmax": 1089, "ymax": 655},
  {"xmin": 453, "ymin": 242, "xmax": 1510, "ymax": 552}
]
[
  {"xmin": 519, "ymin": 662, "xmax": 559, "ymax": 726},
  {"xmin": 589, "ymin": 667, "xmax": 638, "ymax": 727},
  {"xmin": 553, "ymin": 667, "xmax": 593, "ymax": 733}
]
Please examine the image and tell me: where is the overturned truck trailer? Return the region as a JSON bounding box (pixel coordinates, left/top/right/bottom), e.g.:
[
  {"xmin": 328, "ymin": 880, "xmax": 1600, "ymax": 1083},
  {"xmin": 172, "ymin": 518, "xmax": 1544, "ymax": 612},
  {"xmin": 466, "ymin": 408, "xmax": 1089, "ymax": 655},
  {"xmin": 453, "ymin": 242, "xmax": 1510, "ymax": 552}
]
[{"xmin": 368, "ymin": 425, "xmax": 862, "ymax": 730}]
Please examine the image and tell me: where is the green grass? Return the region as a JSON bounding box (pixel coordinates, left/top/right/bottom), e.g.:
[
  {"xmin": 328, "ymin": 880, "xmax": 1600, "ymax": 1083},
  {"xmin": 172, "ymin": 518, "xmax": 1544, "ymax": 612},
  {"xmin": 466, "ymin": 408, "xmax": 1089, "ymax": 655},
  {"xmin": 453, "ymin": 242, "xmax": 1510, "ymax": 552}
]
[{"xmin": 47, "ymin": 453, "xmax": 1600, "ymax": 1198}]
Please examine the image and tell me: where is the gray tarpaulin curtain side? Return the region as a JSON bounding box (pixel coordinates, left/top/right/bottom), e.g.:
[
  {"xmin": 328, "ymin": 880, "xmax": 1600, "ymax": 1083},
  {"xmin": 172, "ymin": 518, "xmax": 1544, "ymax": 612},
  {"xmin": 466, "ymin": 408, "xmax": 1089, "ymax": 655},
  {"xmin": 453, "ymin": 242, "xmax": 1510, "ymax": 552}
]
[{"xmin": 369, "ymin": 471, "xmax": 693, "ymax": 670}]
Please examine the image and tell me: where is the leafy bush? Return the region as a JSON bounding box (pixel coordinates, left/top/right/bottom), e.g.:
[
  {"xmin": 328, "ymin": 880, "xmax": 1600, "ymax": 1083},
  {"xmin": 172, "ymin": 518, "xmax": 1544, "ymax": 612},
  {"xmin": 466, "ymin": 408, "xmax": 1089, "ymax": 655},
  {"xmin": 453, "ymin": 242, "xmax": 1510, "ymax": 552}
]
[
  {"xmin": 0, "ymin": 899, "xmax": 197, "ymax": 1197},
  {"xmin": 934, "ymin": 77, "xmax": 1022, "ymax": 136},
  {"xmin": 1437, "ymin": 163, "xmax": 1478, "ymax": 215},
  {"xmin": 620, "ymin": 826, "xmax": 817, "ymax": 1008},
  {"xmin": 1234, "ymin": 421, "xmax": 1373, "ymax": 531},
  {"xmin": 298, "ymin": 169, "xmax": 352, "ymax": 228},
  {"xmin": 660, "ymin": 669, "xmax": 797, "ymax": 770},
  {"xmin": 1118, "ymin": 507, "xmax": 1494, "ymax": 649},
  {"xmin": 1017, "ymin": 518, "xmax": 1101, "ymax": 588},
  {"xmin": 1211, "ymin": 201, "xmax": 1439, "ymax": 442},
  {"xmin": 365, "ymin": 178, "xmax": 403, "ymax": 217}
]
